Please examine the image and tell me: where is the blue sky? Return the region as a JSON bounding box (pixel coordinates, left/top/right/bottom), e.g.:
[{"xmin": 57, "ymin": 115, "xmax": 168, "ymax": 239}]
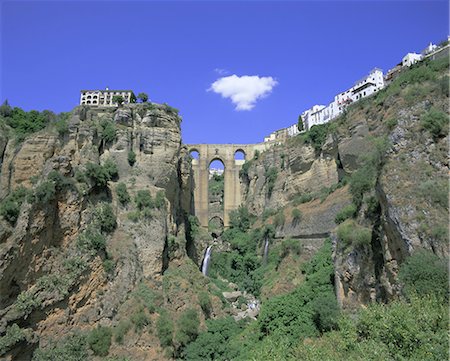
[{"xmin": 1, "ymin": 1, "xmax": 448, "ymax": 144}]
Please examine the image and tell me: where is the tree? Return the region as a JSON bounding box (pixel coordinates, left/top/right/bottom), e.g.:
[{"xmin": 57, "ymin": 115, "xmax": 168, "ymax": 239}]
[
  {"xmin": 297, "ymin": 115, "xmax": 304, "ymax": 132},
  {"xmin": 137, "ymin": 92, "xmax": 149, "ymax": 103},
  {"xmin": 0, "ymin": 100, "xmax": 12, "ymax": 117},
  {"xmin": 112, "ymin": 95, "xmax": 124, "ymax": 106}
]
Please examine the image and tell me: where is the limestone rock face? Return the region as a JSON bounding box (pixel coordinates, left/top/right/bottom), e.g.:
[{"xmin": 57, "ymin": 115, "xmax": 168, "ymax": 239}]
[
  {"xmin": 0, "ymin": 103, "xmax": 193, "ymax": 359},
  {"xmin": 242, "ymin": 139, "xmax": 339, "ymax": 216}
]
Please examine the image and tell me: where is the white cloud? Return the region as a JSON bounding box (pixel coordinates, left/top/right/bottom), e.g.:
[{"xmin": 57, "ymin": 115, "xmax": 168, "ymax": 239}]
[
  {"xmin": 214, "ymin": 68, "xmax": 229, "ymax": 75},
  {"xmin": 208, "ymin": 75, "xmax": 278, "ymax": 111}
]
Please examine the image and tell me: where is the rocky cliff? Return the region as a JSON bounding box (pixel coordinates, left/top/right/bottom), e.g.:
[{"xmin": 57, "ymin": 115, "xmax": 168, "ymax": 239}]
[
  {"xmin": 238, "ymin": 56, "xmax": 449, "ymax": 309},
  {"xmin": 0, "ymin": 103, "xmax": 209, "ymax": 359}
]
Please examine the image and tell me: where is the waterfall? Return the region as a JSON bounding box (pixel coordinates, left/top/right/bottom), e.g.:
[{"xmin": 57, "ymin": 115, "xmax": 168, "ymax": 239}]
[
  {"xmin": 201, "ymin": 245, "xmax": 213, "ymax": 276},
  {"xmin": 263, "ymin": 238, "xmax": 269, "ymax": 265}
]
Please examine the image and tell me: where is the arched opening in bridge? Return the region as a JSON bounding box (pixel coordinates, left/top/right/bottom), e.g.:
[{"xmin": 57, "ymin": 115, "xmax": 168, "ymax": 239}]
[
  {"xmin": 189, "ymin": 149, "xmax": 200, "ymax": 160},
  {"xmin": 234, "ymin": 149, "xmax": 246, "ymax": 161},
  {"xmin": 208, "ymin": 216, "xmax": 224, "ymax": 238},
  {"xmin": 208, "ymin": 159, "xmax": 225, "ymax": 231}
]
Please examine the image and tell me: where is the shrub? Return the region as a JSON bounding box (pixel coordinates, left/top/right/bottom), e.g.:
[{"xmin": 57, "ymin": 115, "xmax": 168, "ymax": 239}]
[
  {"xmin": 385, "ymin": 118, "xmax": 398, "ymax": 130},
  {"xmin": 3, "ymin": 106, "xmax": 50, "ymax": 140},
  {"xmin": 419, "ymin": 178, "xmax": 448, "ymax": 209},
  {"xmin": 291, "ymin": 208, "xmax": 302, "ymax": 222},
  {"xmin": 32, "ymin": 181, "xmax": 56, "ymax": 203},
  {"xmin": 273, "ymin": 211, "xmax": 285, "ymax": 228},
  {"xmin": 47, "ymin": 170, "xmax": 74, "ymax": 191},
  {"xmin": 99, "ymin": 120, "xmax": 116, "ymax": 144},
  {"xmin": 134, "ymin": 282, "xmax": 162, "ymax": 313},
  {"xmin": 280, "ymin": 239, "xmax": 302, "ymax": 259},
  {"xmin": 54, "ymin": 116, "xmax": 69, "ymax": 136},
  {"xmin": 112, "ymin": 95, "xmax": 124, "ymax": 106},
  {"xmin": 239, "ymin": 160, "xmax": 253, "ymax": 178},
  {"xmin": 32, "ymin": 333, "xmax": 89, "ymax": 361},
  {"xmin": 94, "ymin": 203, "xmax": 116, "ymax": 233},
  {"xmin": 127, "ymin": 150, "xmax": 136, "ymax": 166},
  {"xmin": 157, "ymin": 312, "xmax": 174, "ymax": 348},
  {"xmin": 183, "ymin": 317, "xmax": 243, "ymax": 361},
  {"xmin": 102, "ymin": 259, "xmax": 115, "ymax": 273},
  {"xmin": 229, "ymin": 205, "xmax": 254, "ymax": 232},
  {"xmin": 15, "ymin": 290, "xmax": 40, "ymax": 316},
  {"xmin": 85, "ymin": 159, "xmax": 118, "ymax": 188},
  {"xmin": 114, "ymin": 320, "xmax": 131, "ymax": 344},
  {"xmin": 292, "ymin": 193, "xmax": 314, "ymax": 206},
  {"xmin": 116, "ymin": 183, "xmax": 130, "ymax": 205},
  {"xmin": 176, "ymin": 309, "xmax": 200, "ymax": 349},
  {"xmin": 356, "ymin": 296, "xmax": 448, "ymax": 360},
  {"xmin": 0, "ymin": 324, "xmax": 26, "ymax": 355},
  {"xmin": 262, "ymin": 208, "xmax": 278, "ymax": 221},
  {"xmin": 265, "ymin": 167, "xmax": 278, "ymax": 197},
  {"xmin": 198, "ymin": 291, "xmax": 212, "ymax": 318},
  {"xmin": 163, "ymin": 103, "xmax": 179, "ymax": 115},
  {"xmin": 305, "ymin": 123, "xmax": 329, "ymax": 152},
  {"xmin": 337, "ymin": 219, "xmax": 372, "ymax": 248},
  {"xmin": 126, "ymin": 210, "xmax": 140, "ymax": 223},
  {"xmin": 154, "ymin": 190, "xmax": 166, "ymax": 209},
  {"xmin": 131, "ymin": 308, "xmax": 151, "ymax": 333},
  {"xmin": 421, "ymin": 107, "xmax": 449, "ymax": 138},
  {"xmin": 253, "ymin": 149, "xmax": 260, "ymax": 160},
  {"xmin": 77, "ymin": 227, "xmax": 107, "ymax": 253},
  {"xmin": 399, "ymin": 250, "xmax": 448, "ymax": 301},
  {"xmin": 0, "ymin": 199, "xmax": 21, "ymax": 224},
  {"xmin": 135, "ymin": 190, "xmax": 153, "ymax": 210},
  {"xmin": 334, "ymin": 203, "xmax": 357, "ymax": 224},
  {"xmin": 87, "ymin": 326, "xmax": 112, "ymax": 356}
]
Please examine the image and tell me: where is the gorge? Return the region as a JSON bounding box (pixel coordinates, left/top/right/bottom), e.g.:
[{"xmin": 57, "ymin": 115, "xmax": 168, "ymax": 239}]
[{"xmin": 0, "ymin": 54, "xmax": 448, "ymax": 360}]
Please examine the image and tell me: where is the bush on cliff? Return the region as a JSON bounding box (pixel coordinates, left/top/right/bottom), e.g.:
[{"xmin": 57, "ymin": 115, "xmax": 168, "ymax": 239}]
[{"xmin": 399, "ymin": 250, "xmax": 449, "ymax": 301}]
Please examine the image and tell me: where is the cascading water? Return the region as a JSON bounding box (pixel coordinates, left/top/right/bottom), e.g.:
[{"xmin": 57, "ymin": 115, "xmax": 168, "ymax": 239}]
[
  {"xmin": 263, "ymin": 238, "xmax": 269, "ymax": 265},
  {"xmin": 201, "ymin": 245, "xmax": 213, "ymax": 276}
]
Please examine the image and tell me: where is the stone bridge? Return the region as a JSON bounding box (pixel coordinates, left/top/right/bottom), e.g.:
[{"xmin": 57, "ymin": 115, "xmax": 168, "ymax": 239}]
[{"xmin": 186, "ymin": 143, "xmax": 272, "ymax": 228}]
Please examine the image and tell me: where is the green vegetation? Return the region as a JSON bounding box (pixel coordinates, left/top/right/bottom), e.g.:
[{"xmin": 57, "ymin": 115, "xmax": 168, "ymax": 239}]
[
  {"xmin": 184, "ymin": 317, "xmax": 244, "ymax": 360},
  {"xmin": 337, "ymin": 219, "xmax": 372, "ymax": 248},
  {"xmin": 297, "ymin": 114, "xmax": 304, "ymax": 131},
  {"xmin": 198, "ymin": 291, "xmax": 212, "ymax": 318},
  {"xmin": 421, "ymin": 107, "xmax": 449, "ymax": 139},
  {"xmin": 0, "ymin": 103, "xmax": 64, "ymax": 141},
  {"xmin": 112, "ymin": 95, "xmax": 124, "ymax": 106},
  {"xmin": 99, "ymin": 119, "xmax": 116, "ymax": 144},
  {"xmin": 134, "ymin": 282, "xmax": 162, "ymax": 313},
  {"xmin": 399, "ymin": 250, "xmax": 448, "ymax": 301},
  {"xmin": 84, "ymin": 159, "xmax": 118, "ymax": 188},
  {"xmin": 87, "ymin": 326, "xmax": 112, "ymax": 356},
  {"xmin": 0, "ymin": 324, "xmax": 26, "ymax": 355},
  {"xmin": 93, "ymin": 203, "xmax": 116, "ymax": 233},
  {"xmin": 265, "ymin": 167, "xmax": 278, "ymax": 197},
  {"xmin": 349, "ymin": 136, "xmax": 390, "ymax": 207},
  {"xmin": 291, "ymin": 208, "xmax": 302, "ymax": 222},
  {"xmin": 127, "ymin": 150, "xmax": 136, "ymax": 166},
  {"xmin": 135, "ymin": 190, "xmax": 153, "ymax": 210},
  {"xmin": 32, "ymin": 333, "xmax": 89, "ymax": 361},
  {"xmin": 334, "ymin": 203, "xmax": 357, "ymax": 224},
  {"xmin": 116, "ymin": 182, "xmax": 130, "ymax": 205},
  {"xmin": 163, "ymin": 103, "xmax": 179, "ymax": 115},
  {"xmin": 0, "ymin": 186, "xmax": 29, "ymax": 224},
  {"xmin": 175, "ymin": 309, "xmax": 200, "ymax": 353},
  {"xmin": 304, "ymin": 123, "xmax": 330, "ymax": 152},
  {"xmin": 157, "ymin": 311, "xmax": 174, "ymax": 348},
  {"xmin": 114, "ymin": 320, "xmax": 131, "ymax": 344},
  {"xmin": 137, "ymin": 92, "xmax": 149, "ymax": 102},
  {"xmin": 273, "ymin": 210, "xmax": 285, "ymax": 228},
  {"xmin": 131, "ymin": 308, "xmax": 151, "ymax": 333}
]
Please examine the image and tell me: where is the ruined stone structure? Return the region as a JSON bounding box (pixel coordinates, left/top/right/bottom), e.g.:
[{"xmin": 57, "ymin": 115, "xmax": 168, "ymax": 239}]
[{"xmin": 187, "ymin": 143, "xmax": 271, "ymax": 228}]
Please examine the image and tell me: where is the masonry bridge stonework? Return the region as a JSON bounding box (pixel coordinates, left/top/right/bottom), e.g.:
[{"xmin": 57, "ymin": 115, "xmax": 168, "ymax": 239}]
[{"xmin": 187, "ymin": 143, "xmax": 271, "ymax": 228}]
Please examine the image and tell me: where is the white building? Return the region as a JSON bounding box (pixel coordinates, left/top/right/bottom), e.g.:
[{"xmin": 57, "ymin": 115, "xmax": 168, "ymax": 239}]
[
  {"xmin": 421, "ymin": 42, "xmax": 438, "ymax": 56},
  {"xmin": 80, "ymin": 88, "xmax": 134, "ymax": 106},
  {"xmin": 402, "ymin": 53, "xmax": 422, "ymax": 67}
]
